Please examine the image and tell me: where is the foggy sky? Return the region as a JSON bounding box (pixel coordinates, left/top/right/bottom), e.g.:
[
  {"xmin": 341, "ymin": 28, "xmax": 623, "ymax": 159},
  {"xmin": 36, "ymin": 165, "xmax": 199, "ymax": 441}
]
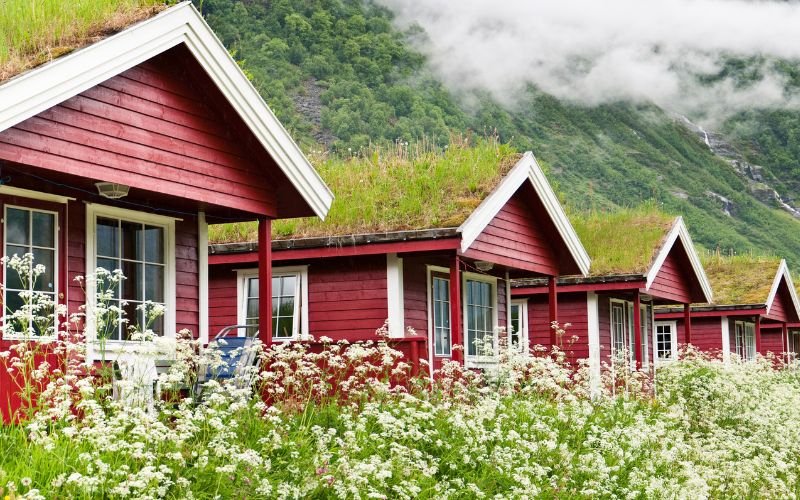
[{"xmin": 378, "ymin": 0, "xmax": 800, "ymax": 122}]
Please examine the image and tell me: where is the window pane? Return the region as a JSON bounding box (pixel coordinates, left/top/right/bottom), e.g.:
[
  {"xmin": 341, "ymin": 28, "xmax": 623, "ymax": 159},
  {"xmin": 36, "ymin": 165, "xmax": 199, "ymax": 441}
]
[
  {"xmin": 248, "ymin": 277, "xmax": 259, "ymax": 299},
  {"xmin": 6, "ymin": 208, "xmax": 29, "ymax": 245},
  {"xmin": 280, "ymin": 275, "xmax": 296, "ymax": 297},
  {"xmin": 150, "ymin": 315, "xmax": 164, "ymax": 336},
  {"xmin": 271, "ymin": 297, "xmax": 280, "ymax": 317},
  {"xmin": 246, "ymin": 298, "xmax": 259, "ymax": 322},
  {"xmin": 96, "ymin": 218, "xmax": 118, "ymax": 258},
  {"xmin": 121, "ymin": 221, "xmax": 143, "ymax": 261},
  {"xmin": 279, "ymin": 297, "xmax": 295, "ymax": 317},
  {"xmin": 122, "ymin": 301, "xmax": 139, "ymax": 339},
  {"xmin": 4, "ymin": 245, "xmax": 27, "ymax": 290},
  {"xmin": 275, "ymin": 317, "xmax": 294, "ymax": 339},
  {"xmin": 145, "ymin": 264, "xmax": 164, "ymax": 302},
  {"xmin": 4, "ymin": 290, "xmax": 24, "ymax": 323},
  {"xmin": 121, "ymin": 261, "xmax": 143, "ymax": 301},
  {"xmin": 32, "ymin": 212, "xmax": 55, "ymax": 248},
  {"xmin": 32, "ymin": 248, "xmax": 55, "ymax": 292},
  {"xmin": 144, "ymin": 226, "xmax": 164, "ymax": 263}
]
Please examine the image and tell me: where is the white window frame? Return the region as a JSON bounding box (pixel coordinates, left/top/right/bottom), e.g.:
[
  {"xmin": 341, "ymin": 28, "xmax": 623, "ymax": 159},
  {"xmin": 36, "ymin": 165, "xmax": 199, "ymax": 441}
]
[
  {"xmin": 609, "ymin": 298, "xmax": 655, "ymax": 368},
  {"xmin": 734, "ymin": 320, "xmax": 756, "ymax": 361},
  {"xmin": 462, "ymin": 272, "xmax": 498, "ymax": 366},
  {"xmin": 426, "ymin": 265, "xmax": 452, "ymax": 359},
  {"xmin": 509, "ymin": 298, "xmax": 529, "ymax": 353},
  {"xmin": 236, "ymin": 265, "xmax": 309, "ymax": 341},
  {"xmin": 653, "ymin": 320, "xmax": 678, "ymax": 365},
  {"xmin": 85, "ymin": 203, "xmax": 177, "ymax": 352},
  {"xmin": 2, "ymin": 204, "xmax": 60, "ymax": 340}
]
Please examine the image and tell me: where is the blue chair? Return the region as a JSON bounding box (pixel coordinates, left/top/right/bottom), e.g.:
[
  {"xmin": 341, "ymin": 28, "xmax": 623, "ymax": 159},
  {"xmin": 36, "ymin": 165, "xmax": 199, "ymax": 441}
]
[{"xmin": 195, "ymin": 325, "xmax": 260, "ymax": 395}]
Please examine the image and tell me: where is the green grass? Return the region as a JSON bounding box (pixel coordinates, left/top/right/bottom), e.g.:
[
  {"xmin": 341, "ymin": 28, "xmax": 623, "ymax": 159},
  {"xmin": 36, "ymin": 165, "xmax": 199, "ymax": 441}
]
[
  {"xmin": 0, "ymin": 0, "xmax": 165, "ymax": 81},
  {"xmin": 570, "ymin": 204, "xmax": 676, "ymax": 275},
  {"xmin": 209, "ymin": 138, "xmax": 521, "ymax": 243},
  {"xmin": 701, "ymin": 251, "xmax": 782, "ymax": 305}
]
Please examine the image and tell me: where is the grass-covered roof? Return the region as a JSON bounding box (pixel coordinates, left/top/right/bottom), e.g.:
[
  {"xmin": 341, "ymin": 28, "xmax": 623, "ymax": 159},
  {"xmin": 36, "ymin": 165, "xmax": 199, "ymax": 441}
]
[
  {"xmin": 209, "ymin": 140, "xmax": 522, "ymax": 243},
  {"xmin": 570, "ymin": 205, "xmax": 676, "ymax": 276},
  {"xmin": 701, "ymin": 252, "xmax": 781, "ymax": 305},
  {"xmin": 0, "ymin": 0, "xmax": 164, "ymax": 83}
]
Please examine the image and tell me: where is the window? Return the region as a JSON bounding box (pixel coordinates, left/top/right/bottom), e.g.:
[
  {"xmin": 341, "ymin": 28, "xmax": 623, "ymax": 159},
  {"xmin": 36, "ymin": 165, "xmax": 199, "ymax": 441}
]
[
  {"xmin": 654, "ymin": 321, "xmax": 677, "ymax": 362},
  {"xmin": 3, "ymin": 205, "xmax": 58, "ymax": 337},
  {"xmin": 734, "ymin": 321, "xmax": 756, "ymax": 360},
  {"xmin": 509, "ymin": 299, "xmax": 528, "ymax": 352},
  {"xmin": 86, "ymin": 204, "xmax": 175, "ymax": 343},
  {"xmin": 429, "ymin": 272, "xmax": 451, "ymax": 356},
  {"xmin": 610, "ymin": 298, "xmax": 654, "ymax": 367},
  {"xmin": 237, "ymin": 266, "xmax": 308, "ymax": 340},
  {"xmin": 463, "ymin": 275, "xmax": 497, "ymax": 359}
]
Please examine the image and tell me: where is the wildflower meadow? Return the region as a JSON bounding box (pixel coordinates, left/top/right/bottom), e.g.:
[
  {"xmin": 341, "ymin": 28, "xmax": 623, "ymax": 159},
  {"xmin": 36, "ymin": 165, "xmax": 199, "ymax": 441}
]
[{"xmin": 2, "ymin": 257, "xmax": 800, "ymax": 498}]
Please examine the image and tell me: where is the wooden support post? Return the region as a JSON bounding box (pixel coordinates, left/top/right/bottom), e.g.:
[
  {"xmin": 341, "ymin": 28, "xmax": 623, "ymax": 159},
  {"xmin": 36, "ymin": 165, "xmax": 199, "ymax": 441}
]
[
  {"xmin": 449, "ymin": 255, "xmax": 463, "ymax": 364},
  {"xmin": 755, "ymin": 315, "xmax": 762, "ymax": 356},
  {"xmin": 633, "ymin": 291, "xmax": 643, "ymax": 370},
  {"xmin": 783, "ymin": 323, "xmax": 789, "ymax": 365},
  {"xmin": 257, "ymin": 218, "xmax": 272, "ymax": 346},
  {"xmin": 548, "ymin": 276, "xmax": 558, "ymax": 346},
  {"xmin": 410, "ymin": 338, "xmax": 420, "ymax": 377},
  {"xmin": 683, "ymin": 303, "xmax": 692, "ymax": 345}
]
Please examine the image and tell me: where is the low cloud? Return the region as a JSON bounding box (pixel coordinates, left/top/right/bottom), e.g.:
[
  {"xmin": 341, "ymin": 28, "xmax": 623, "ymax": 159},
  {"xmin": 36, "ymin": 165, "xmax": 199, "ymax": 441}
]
[{"xmin": 378, "ymin": 0, "xmax": 800, "ymax": 122}]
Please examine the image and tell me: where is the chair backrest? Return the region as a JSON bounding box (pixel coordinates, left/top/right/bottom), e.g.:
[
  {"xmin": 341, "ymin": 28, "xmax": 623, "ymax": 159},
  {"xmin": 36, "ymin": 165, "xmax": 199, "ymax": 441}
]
[{"xmin": 202, "ymin": 325, "xmax": 260, "ymax": 383}]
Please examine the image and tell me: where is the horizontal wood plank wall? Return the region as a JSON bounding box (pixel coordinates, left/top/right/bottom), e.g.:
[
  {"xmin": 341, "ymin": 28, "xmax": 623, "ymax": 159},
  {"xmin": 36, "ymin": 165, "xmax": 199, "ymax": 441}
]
[
  {"xmin": 649, "ymin": 247, "xmax": 693, "ymax": 304},
  {"xmin": 525, "ymin": 292, "xmax": 589, "ymax": 363},
  {"xmin": 678, "ymin": 317, "xmax": 723, "ymax": 354},
  {"xmin": 464, "ymin": 184, "xmax": 558, "ymax": 275},
  {"xmin": 209, "ymin": 265, "xmax": 238, "ymax": 338},
  {"xmin": 308, "ymin": 256, "xmax": 388, "ymax": 341},
  {"xmin": 527, "ymin": 295, "xmax": 551, "ymax": 348},
  {"xmin": 760, "ymin": 330, "xmax": 784, "ymax": 357},
  {"xmin": 403, "ymin": 255, "xmax": 430, "ymax": 336},
  {"xmin": 765, "ymin": 280, "xmax": 796, "ymax": 323},
  {"xmin": 175, "ymin": 216, "xmax": 200, "ymax": 336},
  {"xmin": 67, "ymin": 201, "xmax": 86, "ymax": 324},
  {"xmin": 0, "ymin": 49, "xmax": 277, "ymax": 216}
]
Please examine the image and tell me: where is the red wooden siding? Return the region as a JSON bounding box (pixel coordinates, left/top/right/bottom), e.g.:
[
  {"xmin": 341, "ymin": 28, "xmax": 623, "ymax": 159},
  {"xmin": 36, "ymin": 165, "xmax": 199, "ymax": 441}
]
[
  {"xmin": 765, "ymin": 279, "xmax": 798, "ymax": 323},
  {"xmin": 209, "ymin": 265, "xmax": 238, "ymax": 338},
  {"xmin": 648, "ymin": 244, "xmax": 695, "ymax": 304},
  {"xmin": 674, "ymin": 317, "xmax": 724, "ymax": 354},
  {"xmin": 761, "ymin": 329, "xmax": 784, "ymax": 357},
  {"xmin": 67, "ymin": 201, "xmax": 86, "ymax": 320},
  {"xmin": 598, "ymin": 295, "xmax": 611, "ymax": 366},
  {"xmin": 308, "ymin": 256, "xmax": 388, "ymax": 341},
  {"xmin": 175, "ymin": 216, "xmax": 200, "ymax": 336},
  {"xmin": 403, "ymin": 255, "xmax": 430, "ymax": 336},
  {"xmin": 463, "ymin": 183, "xmax": 559, "ymax": 276},
  {"xmin": 0, "ymin": 48, "xmax": 278, "ymax": 217}
]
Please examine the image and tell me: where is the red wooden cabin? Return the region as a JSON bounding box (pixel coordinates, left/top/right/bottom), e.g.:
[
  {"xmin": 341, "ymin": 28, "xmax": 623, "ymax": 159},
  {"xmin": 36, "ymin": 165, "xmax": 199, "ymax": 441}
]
[
  {"xmin": 655, "ymin": 257, "xmax": 800, "ymax": 363},
  {"xmin": 208, "ymin": 152, "xmax": 590, "ymax": 372},
  {"xmin": 0, "ymin": 3, "xmax": 332, "ymax": 420},
  {"xmin": 512, "ymin": 212, "xmax": 712, "ymax": 381}
]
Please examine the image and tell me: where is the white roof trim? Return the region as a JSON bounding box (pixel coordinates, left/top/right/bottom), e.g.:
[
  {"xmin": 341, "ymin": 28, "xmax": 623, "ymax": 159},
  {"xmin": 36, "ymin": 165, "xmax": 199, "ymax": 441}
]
[
  {"xmin": 0, "ymin": 2, "xmax": 332, "ymax": 220},
  {"xmin": 457, "ymin": 151, "xmax": 590, "ymax": 276},
  {"xmin": 765, "ymin": 259, "xmax": 800, "ymax": 317},
  {"xmin": 645, "ymin": 217, "xmax": 713, "ymax": 303}
]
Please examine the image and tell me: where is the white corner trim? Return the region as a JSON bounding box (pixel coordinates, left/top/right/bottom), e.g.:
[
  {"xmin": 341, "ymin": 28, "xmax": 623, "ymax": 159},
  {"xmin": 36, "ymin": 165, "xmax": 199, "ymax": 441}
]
[
  {"xmin": 645, "ymin": 217, "xmax": 713, "ymax": 303},
  {"xmin": 456, "ymin": 152, "xmax": 590, "ymax": 276},
  {"xmin": 198, "ymin": 211, "xmax": 209, "ymax": 345},
  {"xmin": 587, "ymin": 292, "xmax": 601, "ymax": 397},
  {"xmin": 387, "ymin": 253, "xmax": 405, "ymax": 338},
  {"xmin": 0, "ymin": 2, "xmax": 333, "ymax": 220},
  {"xmin": 721, "ymin": 315, "xmax": 730, "ymax": 363},
  {"xmin": 0, "ymin": 185, "xmax": 75, "ymax": 204},
  {"xmin": 765, "ymin": 259, "xmax": 800, "ymax": 318}
]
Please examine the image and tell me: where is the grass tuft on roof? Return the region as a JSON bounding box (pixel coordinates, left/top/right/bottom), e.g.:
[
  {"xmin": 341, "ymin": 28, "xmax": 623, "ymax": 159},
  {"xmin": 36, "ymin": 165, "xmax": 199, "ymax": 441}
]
[
  {"xmin": 701, "ymin": 251, "xmax": 781, "ymax": 305},
  {"xmin": 0, "ymin": 0, "xmax": 166, "ymax": 82},
  {"xmin": 209, "ymin": 137, "xmax": 522, "ymax": 243},
  {"xmin": 570, "ymin": 203, "xmax": 676, "ymax": 276}
]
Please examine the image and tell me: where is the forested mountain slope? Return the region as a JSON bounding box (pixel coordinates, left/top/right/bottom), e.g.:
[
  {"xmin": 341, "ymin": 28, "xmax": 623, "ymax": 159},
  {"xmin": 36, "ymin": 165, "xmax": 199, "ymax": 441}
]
[{"xmin": 196, "ymin": 0, "xmax": 800, "ymax": 265}]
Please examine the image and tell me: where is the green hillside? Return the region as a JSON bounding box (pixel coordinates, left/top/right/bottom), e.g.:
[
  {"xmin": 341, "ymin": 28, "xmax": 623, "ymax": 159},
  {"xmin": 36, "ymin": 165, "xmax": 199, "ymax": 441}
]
[{"xmin": 197, "ymin": 0, "xmax": 800, "ymax": 264}]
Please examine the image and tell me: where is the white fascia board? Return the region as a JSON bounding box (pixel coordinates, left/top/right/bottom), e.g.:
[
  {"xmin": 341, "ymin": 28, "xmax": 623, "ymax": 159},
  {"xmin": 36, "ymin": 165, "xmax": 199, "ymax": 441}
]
[
  {"xmin": 0, "ymin": 2, "xmax": 333, "ymax": 220},
  {"xmin": 765, "ymin": 259, "xmax": 800, "ymax": 317},
  {"xmin": 457, "ymin": 151, "xmax": 591, "ymax": 276},
  {"xmin": 645, "ymin": 217, "xmax": 713, "ymax": 303}
]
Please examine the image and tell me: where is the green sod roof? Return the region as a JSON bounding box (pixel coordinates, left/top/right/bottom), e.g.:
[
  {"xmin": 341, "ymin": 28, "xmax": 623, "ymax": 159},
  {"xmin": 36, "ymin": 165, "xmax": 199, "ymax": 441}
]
[
  {"xmin": 209, "ymin": 140, "xmax": 522, "ymax": 243},
  {"xmin": 700, "ymin": 253, "xmax": 781, "ymax": 305},
  {"xmin": 0, "ymin": 0, "xmax": 164, "ymax": 83},
  {"xmin": 569, "ymin": 205, "xmax": 676, "ymax": 276}
]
